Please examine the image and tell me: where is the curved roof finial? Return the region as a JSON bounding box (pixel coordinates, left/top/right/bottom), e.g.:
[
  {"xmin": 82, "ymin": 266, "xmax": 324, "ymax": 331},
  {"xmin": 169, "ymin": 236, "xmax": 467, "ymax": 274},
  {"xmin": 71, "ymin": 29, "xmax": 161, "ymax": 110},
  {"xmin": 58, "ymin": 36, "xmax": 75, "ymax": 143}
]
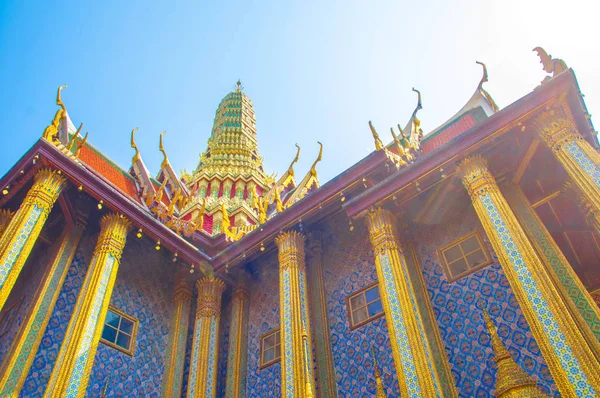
[
  {"xmin": 475, "ymin": 61, "xmax": 489, "ymax": 91},
  {"xmin": 131, "ymin": 128, "xmax": 140, "ymax": 163},
  {"xmin": 159, "ymin": 131, "xmax": 169, "ymax": 168},
  {"xmin": 288, "ymin": 143, "xmax": 301, "ymax": 174},
  {"xmin": 310, "ymin": 141, "xmax": 323, "ymax": 177},
  {"xmin": 56, "ymin": 85, "xmax": 67, "ymax": 111}
]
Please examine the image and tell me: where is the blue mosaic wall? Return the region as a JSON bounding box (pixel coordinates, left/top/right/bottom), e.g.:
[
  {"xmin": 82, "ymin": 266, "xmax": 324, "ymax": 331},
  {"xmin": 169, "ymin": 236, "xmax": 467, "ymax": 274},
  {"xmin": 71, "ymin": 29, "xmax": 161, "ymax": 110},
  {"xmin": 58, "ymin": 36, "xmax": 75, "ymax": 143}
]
[
  {"xmin": 20, "ymin": 235, "xmax": 174, "ymax": 398},
  {"xmin": 321, "ymin": 217, "xmax": 400, "ymax": 398},
  {"xmin": 20, "ymin": 235, "xmax": 94, "ymax": 397},
  {"xmin": 245, "ymin": 253, "xmax": 282, "ymax": 397},
  {"xmin": 0, "ymin": 243, "xmax": 52, "ymax": 362},
  {"xmin": 412, "ymin": 208, "xmax": 558, "ymax": 397},
  {"xmin": 86, "ymin": 240, "xmax": 174, "ymax": 397}
]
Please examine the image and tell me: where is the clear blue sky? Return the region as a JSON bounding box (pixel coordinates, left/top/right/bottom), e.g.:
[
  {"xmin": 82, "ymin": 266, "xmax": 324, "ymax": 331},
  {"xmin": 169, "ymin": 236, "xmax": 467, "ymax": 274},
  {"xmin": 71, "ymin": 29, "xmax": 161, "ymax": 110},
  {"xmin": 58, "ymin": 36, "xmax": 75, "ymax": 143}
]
[{"xmin": 1, "ymin": 0, "xmax": 598, "ymax": 184}]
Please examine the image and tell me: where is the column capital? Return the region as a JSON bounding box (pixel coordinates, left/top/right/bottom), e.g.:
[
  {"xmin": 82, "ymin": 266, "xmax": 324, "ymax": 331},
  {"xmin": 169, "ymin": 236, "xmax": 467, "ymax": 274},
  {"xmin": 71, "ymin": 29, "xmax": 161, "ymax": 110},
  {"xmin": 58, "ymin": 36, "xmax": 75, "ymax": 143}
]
[
  {"xmin": 535, "ymin": 114, "xmax": 581, "ymax": 151},
  {"xmin": 95, "ymin": 213, "xmax": 131, "ymax": 261},
  {"xmin": 365, "ymin": 207, "xmax": 401, "ymax": 253},
  {"xmin": 275, "ymin": 230, "xmax": 306, "ymax": 271},
  {"xmin": 457, "ymin": 155, "xmax": 497, "ymax": 198},
  {"xmin": 196, "ymin": 277, "xmax": 226, "ymax": 318},
  {"xmin": 25, "ymin": 168, "xmax": 67, "ymax": 212},
  {"xmin": 173, "ymin": 271, "xmax": 193, "ymax": 302}
]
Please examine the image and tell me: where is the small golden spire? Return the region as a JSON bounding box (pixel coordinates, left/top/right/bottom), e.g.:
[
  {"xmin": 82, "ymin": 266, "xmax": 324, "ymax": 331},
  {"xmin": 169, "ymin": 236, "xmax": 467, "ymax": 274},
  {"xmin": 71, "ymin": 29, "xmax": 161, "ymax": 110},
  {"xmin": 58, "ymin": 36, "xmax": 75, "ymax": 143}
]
[
  {"xmin": 369, "ymin": 121, "xmax": 384, "ymax": 151},
  {"xmin": 483, "ymin": 309, "xmax": 549, "ymax": 397},
  {"xmin": 131, "ymin": 128, "xmax": 141, "ymax": 163},
  {"xmin": 67, "ymin": 123, "xmax": 84, "ymax": 149},
  {"xmin": 74, "ymin": 132, "xmax": 88, "ymax": 158},
  {"xmin": 371, "ymin": 346, "xmax": 387, "ymax": 398},
  {"xmin": 159, "ymin": 131, "xmax": 169, "ymax": 168}
]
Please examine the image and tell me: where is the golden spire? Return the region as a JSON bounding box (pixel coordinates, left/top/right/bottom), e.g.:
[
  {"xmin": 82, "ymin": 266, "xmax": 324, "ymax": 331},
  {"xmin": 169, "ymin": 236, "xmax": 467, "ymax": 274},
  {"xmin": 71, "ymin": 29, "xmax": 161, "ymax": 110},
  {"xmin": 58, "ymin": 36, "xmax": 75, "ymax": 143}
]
[
  {"xmin": 159, "ymin": 131, "xmax": 169, "ymax": 168},
  {"xmin": 483, "ymin": 309, "xmax": 549, "ymax": 398},
  {"xmin": 369, "ymin": 121, "xmax": 384, "ymax": 151},
  {"xmin": 371, "ymin": 347, "xmax": 387, "ymax": 398},
  {"xmin": 131, "ymin": 128, "xmax": 141, "ymax": 163}
]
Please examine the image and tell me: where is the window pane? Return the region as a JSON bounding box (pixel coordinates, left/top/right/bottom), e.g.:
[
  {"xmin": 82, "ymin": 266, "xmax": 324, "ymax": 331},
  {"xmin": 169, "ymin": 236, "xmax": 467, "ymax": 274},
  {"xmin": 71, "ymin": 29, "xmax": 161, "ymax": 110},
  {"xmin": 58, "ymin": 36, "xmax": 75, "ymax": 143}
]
[
  {"xmin": 466, "ymin": 250, "xmax": 486, "ymax": 268},
  {"xmin": 367, "ymin": 300, "xmax": 383, "ymax": 317},
  {"xmin": 275, "ymin": 331, "xmax": 280, "ymax": 344},
  {"xmin": 264, "ymin": 334, "xmax": 275, "ymax": 349},
  {"xmin": 263, "ymin": 348, "xmax": 275, "ymax": 363},
  {"xmin": 102, "ymin": 326, "xmax": 117, "ymax": 343},
  {"xmin": 116, "ymin": 333, "xmax": 131, "ymax": 350},
  {"xmin": 350, "ymin": 294, "xmax": 365, "ymax": 309},
  {"xmin": 275, "ymin": 344, "xmax": 281, "ymax": 359},
  {"xmin": 461, "ymin": 236, "xmax": 480, "ymax": 254},
  {"xmin": 120, "ymin": 318, "xmax": 134, "ymax": 335},
  {"xmin": 105, "ymin": 311, "xmax": 120, "ymax": 328},
  {"xmin": 449, "ymin": 258, "xmax": 468, "ymax": 277},
  {"xmin": 365, "ymin": 286, "xmax": 379, "ymax": 303},
  {"xmin": 353, "ymin": 307, "xmax": 368, "ymax": 325},
  {"xmin": 444, "ymin": 245, "xmax": 463, "ymax": 263}
]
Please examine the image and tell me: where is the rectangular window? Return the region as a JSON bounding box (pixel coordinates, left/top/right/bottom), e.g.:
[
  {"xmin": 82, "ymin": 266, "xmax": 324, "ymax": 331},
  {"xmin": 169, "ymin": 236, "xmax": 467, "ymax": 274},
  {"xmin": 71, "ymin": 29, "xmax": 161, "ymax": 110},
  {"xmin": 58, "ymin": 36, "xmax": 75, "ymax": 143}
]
[
  {"xmin": 347, "ymin": 283, "xmax": 384, "ymax": 329},
  {"xmin": 260, "ymin": 328, "xmax": 281, "ymax": 368},
  {"xmin": 100, "ymin": 307, "xmax": 138, "ymax": 355},
  {"xmin": 439, "ymin": 230, "xmax": 491, "ymax": 282}
]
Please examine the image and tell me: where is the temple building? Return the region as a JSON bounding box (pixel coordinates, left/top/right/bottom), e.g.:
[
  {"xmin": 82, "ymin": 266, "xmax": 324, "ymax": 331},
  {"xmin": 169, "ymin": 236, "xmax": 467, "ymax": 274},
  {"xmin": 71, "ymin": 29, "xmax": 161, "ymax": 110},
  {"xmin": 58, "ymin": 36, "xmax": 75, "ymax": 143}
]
[{"xmin": 1, "ymin": 47, "xmax": 600, "ymax": 397}]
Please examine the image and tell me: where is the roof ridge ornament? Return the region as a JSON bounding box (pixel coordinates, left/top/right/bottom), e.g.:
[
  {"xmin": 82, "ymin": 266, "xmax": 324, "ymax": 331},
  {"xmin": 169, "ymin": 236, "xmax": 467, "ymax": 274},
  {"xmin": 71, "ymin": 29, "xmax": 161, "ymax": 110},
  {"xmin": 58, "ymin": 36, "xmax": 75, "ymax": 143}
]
[
  {"xmin": 533, "ymin": 47, "xmax": 568, "ymax": 85},
  {"xmin": 42, "ymin": 85, "xmax": 68, "ymax": 143},
  {"xmin": 475, "ymin": 61, "xmax": 500, "ymax": 113},
  {"xmin": 369, "ymin": 121, "xmax": 384, "ymax": 151},
  {"xmin": 159, "ymin": 131, "xmax": 169, "ymax": 168},
  {"xmin": 131, "ymin": 128, "xmax": 141, "ymax": 163}
]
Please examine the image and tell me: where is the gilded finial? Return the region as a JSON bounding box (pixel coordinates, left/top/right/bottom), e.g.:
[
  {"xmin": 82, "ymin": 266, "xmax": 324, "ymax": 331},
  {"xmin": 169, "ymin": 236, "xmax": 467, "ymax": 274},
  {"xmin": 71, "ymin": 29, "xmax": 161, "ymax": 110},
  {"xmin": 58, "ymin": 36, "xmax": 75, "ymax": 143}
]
[
  {"xmin": 67, "ymin": 123, "xmax": 84, "ymax": 149},
  {"xmin": 131, "ymin": 128, "xmax": 141, "ymax": 163},
  {"xmin": 56, "ymin": 85, "xmax": 67, "ymax": 111},
  {"xmin": 159, "ymin": 131, "xmax": 169, "ymax": 168},
  {"xmin": 369, "ymin": 121, "xmax": 384, "ymax": 151},
  {"xmin": 310, "ymin": 141, "xmax": 323, "ymax": 177},
  {"xmin": 236, "ymin": 80, "xmax": 243, "ymax": 91},
  {"xmin": 288, "ymin": 144, "xmax": 301, "ymax": 175},
  {"xmin": 194, "ymin": 198, "xmax": 207, "ymax": 232},
  {"xmin": 476, "ymin": 61, "xmax": 489, "ymax": 91},
  {"xmin": 412, "ymin": 87, "xmax": 423, "ymax": 111},
  {"xmin": 533, "ymin": 47, "xmax": 567, "ymax": 84}
]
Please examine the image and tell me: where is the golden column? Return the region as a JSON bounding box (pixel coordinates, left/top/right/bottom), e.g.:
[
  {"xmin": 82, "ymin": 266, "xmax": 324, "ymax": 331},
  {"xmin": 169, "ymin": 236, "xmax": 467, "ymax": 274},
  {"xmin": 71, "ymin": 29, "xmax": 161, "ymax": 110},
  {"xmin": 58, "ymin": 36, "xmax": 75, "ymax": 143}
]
[
  {"xmin": 483, "ymin": 310, "xmax": 549, "ymax": 397},
  {"xmin": 44, "ymin": 213, "xmax": 131, "ymax": 398},
  {"xmin": 162, "ymin": 270, "xmax": 193, "ymax": 398},
  {"xmin": 224, "ymin": 277, "xmax": 250, "ymax": 398},
  {"xmin": 457, "ymin": 155, "xmax": 600, "ymax": 397},
  {"xmin": 306, "ymin": 233, "xmax": 337, "ymax": 398},
  {"xmin": 275, "ymin": 231, "xmax": 316, "ymax": 398},
  {"xmin": 0, "ymin": 207, "xmax": 87, "ymax": 396},
  {"xmin": 538, "ymin": 117, "xmax": 600, "ymax": 215},
  {"xmin": 365, "ymin": 208, "xmax": 443, "ymax": 397},
  {"xmin": 186, "ymin": 276, "xmax": 226, "ymax": 398},
  {"xmin": 503, "ymin": 183, "xmax": 600, "ymax": 345},
  {"xmin": 0, "ymin": 168, "xmax": 66, "ymax": 311}
]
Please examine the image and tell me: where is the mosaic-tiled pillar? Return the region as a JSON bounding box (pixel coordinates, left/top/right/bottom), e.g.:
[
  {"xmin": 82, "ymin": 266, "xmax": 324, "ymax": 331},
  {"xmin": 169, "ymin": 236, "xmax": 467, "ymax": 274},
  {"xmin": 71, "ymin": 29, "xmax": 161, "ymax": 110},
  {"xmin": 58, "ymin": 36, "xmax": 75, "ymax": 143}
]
[
  {"xmin": 503, "ymin": 183, "xmax": 600, "ymax": 347},
  {"xmin": 0, "ymin": 207, "xmax": 87, "ymax": 396},
  {"xmin": 275, "ymin": 231, "xmax": 316, "ymax": 398},
  {"xmin": 538, "ymin": 116, "xmax": 600, "ymax": 219},
  {"xmin": 365, "ymin": 208, "xmax": 444, "ymax": 398},
  {"xmin": 44, "ymin": 213, "xmax": 131, "ymax": 398},
  {"xmin": 186, "ymin": 276, "xmax": 226, "ymax": 398},
  {"xmin": 225, "ymin": 278, "xmax": 250, "ymax": 398},
  {"xmin": 457, "ymin": 155, "xmax": 600, "ymax": 396},
  {"xmin": 0, "ymin": 168, "xmax": 66, "ymax": 312},
  {"xmin": 161, "ymin": 270, "xmax": 193, "ymax": 398},
  {"xmin": 306, "ymin": 232, "xmax": 337, "ymax": 398}
]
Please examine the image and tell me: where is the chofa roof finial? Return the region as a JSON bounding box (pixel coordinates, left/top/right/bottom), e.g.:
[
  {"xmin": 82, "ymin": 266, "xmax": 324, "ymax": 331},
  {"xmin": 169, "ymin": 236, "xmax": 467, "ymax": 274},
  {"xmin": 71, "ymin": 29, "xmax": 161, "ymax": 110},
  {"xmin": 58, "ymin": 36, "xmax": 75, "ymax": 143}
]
[
  {"xmin": 159, "ymin": 131, "xmax": 169, "ymax": 168},
  {"xmin": 533, "ymin": 47, "xmax": 567, "ymax": 85}
]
